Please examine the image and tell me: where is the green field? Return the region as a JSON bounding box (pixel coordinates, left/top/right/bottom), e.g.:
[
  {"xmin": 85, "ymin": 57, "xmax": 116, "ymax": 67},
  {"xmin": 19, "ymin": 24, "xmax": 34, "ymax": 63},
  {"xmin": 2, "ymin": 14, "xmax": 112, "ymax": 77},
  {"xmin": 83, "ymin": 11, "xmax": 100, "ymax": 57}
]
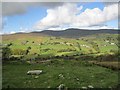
[
  {"xmin": 2, "ymin": 33, "xmax": 118, "ymax": 56},
  {"xmin": 3, "ymin": 60, "xmax": 118, "ymax": 88},
  {"xmin": 2, "ymin": 33, "xmax": 119, "ymax": 89}
]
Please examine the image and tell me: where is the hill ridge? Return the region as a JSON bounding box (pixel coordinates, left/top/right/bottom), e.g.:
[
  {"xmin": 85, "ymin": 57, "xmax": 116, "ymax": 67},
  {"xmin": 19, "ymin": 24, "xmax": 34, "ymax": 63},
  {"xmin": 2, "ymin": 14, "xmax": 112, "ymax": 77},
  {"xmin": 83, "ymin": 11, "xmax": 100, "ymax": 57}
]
[{"xmin": 31, "ymin": 28, "xmax": 119, "ymax": 38}]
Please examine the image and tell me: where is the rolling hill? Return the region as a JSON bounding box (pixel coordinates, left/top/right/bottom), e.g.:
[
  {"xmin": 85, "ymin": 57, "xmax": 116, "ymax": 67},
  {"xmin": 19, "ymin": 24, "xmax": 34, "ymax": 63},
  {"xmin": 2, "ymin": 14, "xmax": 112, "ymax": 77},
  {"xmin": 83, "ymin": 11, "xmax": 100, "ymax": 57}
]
[
  {"xmin": 2, "ymin": 28, "xmax": 119, "ymax": 88},
  {"xmin": 31, "ymin": 28, "xmax": 119, "ymax": 38}
]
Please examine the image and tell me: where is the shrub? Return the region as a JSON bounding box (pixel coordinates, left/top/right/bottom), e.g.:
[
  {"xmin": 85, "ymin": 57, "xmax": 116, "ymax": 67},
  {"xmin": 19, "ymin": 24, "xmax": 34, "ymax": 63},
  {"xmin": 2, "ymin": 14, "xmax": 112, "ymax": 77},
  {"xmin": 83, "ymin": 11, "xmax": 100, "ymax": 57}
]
[
  {"xmin": 2, "ymin": 46, "xmax": 12, "ymax": 60},
  {"xmin": 12, "ymin": 49, "xmax": 26, "ymax": 55}
]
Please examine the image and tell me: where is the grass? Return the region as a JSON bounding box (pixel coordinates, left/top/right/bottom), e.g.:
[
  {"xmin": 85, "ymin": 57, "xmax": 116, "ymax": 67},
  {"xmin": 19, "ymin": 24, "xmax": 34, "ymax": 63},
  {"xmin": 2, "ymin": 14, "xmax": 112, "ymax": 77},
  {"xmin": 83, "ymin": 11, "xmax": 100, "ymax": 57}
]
[
  {"xmin": 88, "ymin": 61, "xmax": 120, "ymax": 70},
  {"xmin": 2, "ymin": 33, "xmax": 119, "ymax": 88},
  {"xmin": 2, "ymin": 60, "xmax": 118, "ymax": 88},
  {"xmin": 2, "ymin": 33, "xmax": 118, "ymax": 56}
]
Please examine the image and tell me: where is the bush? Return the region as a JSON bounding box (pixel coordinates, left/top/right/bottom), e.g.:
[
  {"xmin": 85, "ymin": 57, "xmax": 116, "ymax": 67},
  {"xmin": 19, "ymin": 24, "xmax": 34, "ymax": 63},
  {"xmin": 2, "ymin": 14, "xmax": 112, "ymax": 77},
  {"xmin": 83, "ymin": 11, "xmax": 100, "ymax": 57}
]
[
  {"xmin": 2, "ymin": 46, "xmax": 12, "ymax": 60},
  {"xmin": 96, "ymin": 54, "xmax": 118, "ymax": 61},
  {"xmin": 12, "ymin": 49, "xmax": 26, "ymax": 55}
]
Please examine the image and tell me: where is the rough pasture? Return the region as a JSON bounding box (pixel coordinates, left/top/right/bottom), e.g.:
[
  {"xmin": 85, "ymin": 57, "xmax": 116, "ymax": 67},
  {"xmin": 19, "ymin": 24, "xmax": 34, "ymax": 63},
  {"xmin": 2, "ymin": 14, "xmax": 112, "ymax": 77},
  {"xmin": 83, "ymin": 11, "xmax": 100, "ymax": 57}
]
[
  {"xmin": 2, "ymin": 33, "xmax": 119, "ymax": 89},
  {"xmin": 2, "ymin": 60, "xmax": 119, "ymax": 88},
  {"xmin": 2, "ymin": 34, "xmax": 118, "ymax": 56}
]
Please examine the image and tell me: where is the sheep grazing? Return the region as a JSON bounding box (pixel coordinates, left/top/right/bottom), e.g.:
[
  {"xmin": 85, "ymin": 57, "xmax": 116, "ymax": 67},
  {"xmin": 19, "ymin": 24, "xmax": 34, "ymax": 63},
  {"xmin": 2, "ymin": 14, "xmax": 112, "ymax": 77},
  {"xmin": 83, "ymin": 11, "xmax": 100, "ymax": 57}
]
[
  {"xmin": 111, "ymin": 43, "xmax": 115, "ymax": 45},
  {"xmin": 27, "ymin": 70, "xmax": 42, "ymax": 75}
]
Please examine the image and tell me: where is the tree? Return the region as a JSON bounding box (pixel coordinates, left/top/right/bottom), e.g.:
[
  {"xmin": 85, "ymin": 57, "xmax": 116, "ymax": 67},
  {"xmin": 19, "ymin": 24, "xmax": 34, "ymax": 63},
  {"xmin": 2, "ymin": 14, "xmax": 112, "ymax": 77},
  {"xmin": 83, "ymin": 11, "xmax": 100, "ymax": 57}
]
[
  {"xmin": 7, "ymin": 42, "xmax": 13, "ymax": 47},
  {"xmin": 75, "ymin": 42, "xmax": 83, "ymax": 55},
  {"xmin": 76, "ymin": 42, "xmax": 81, "ymax": 51},
  {"xmin": 25, "ymin": 47, "xmax": 31, "ymax": 55},
  {"xmin": 90, "ymin": 42, "xmax": 100, "ymax": 53},
  {"xmin": 89, "ymin": 49, "xmax": 93, "ymax": 54},
  {"xmin": 12, "ymin": 49, "xmax": 26, "ymax": 55},
  {"xmin": 2, "ymin": 46, "xmax": 12, "ymax": 60},
  {"xmin": 32, "ymin": 41, "xmax": 34, "ymax": 43}
]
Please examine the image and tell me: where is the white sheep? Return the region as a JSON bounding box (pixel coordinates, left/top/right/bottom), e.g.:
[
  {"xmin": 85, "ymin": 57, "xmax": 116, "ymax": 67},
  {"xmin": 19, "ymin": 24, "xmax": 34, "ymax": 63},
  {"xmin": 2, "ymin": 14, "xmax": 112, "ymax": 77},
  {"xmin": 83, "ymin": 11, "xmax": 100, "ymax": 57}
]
[{"xmin": 111, "ymin": 43, "xmax": 115, "ymax": 45}]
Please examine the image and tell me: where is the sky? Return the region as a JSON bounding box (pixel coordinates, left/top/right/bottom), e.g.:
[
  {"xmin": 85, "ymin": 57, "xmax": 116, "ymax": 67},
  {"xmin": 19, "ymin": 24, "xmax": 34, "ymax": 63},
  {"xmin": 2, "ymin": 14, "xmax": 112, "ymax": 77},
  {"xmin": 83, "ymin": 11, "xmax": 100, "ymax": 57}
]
[{"xmin": 1, "ymin": 1, "xmax": 119, "ymax": 34}]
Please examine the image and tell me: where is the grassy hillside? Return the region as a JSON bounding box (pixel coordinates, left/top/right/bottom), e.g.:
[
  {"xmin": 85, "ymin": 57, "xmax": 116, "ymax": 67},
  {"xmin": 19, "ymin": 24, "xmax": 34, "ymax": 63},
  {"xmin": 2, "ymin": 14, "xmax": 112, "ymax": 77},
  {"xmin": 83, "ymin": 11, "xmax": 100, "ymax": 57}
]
[
  {"xmin": 2, "ymin": 33, "xmax": 119, "ymax": 89},
  {"xmin": 2, "ymin": 33, "xmax": 118, "ymax": 57},
  {"xmin": 3, "ymin": 60, "xmax": 118, "ymax": 88}
]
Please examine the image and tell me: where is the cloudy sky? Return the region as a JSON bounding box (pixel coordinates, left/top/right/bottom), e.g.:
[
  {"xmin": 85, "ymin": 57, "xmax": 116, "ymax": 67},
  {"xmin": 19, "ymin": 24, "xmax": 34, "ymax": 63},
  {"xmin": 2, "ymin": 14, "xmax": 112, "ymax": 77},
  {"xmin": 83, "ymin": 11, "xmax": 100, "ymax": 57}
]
[{"xmin": 1, "ymin": 0, "xmax": 119, "ymax": 34}]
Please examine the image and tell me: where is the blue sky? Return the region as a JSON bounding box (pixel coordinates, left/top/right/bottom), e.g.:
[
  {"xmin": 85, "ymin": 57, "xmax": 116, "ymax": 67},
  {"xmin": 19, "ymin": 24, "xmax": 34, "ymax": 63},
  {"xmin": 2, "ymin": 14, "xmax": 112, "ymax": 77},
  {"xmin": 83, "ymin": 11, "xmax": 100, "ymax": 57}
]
[
  {"xmin": 2, "ymin": 2, "xmax": 118, "ymax": 34},
  {"xmin": 3, "ymin": 6, "xmax": 47, "ymax": 33}
]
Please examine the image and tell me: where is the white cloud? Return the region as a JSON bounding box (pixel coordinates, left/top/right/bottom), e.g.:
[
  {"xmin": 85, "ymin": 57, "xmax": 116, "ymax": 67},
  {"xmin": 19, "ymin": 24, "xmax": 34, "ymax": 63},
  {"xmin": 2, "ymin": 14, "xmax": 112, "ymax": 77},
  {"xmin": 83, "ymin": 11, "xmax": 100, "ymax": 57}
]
[
  {"xmin": 34, "ymin": 3, "xmax": 83, "ymax": 30},
  {"xmin": 47, "ymin": 25, "xmax": 116, "ymax": 30},
  {"xmin": 5, "ymin": 29, "xmax": 28, "ymax": 35},
  {"xmin": 47, "ymin": 27, "xmax": 68, "ymax": 31},
  {"xmin": 2, "ymin": 2, "xmax": 64, "ymax": 16},
  {"xmin": 2, "ymin": 0, "xmax": 119, "ymax": 2},
  {"xmin": 10, "ymin": 31, "xmax": 16, "ymax": 34},
  {"xmin": 72, "ymin": 4, "xmax": 118, "ymax": 27},
  {"xmin": 0, "ymin": 17, "xmax": 2, "ymax": 30},
  {"xmin": 1, "ymin": 0, "xmax": 95, "ymax": 2},
  {"xmin": 19, "ymin": 27, "xmax": 30, "ymax": 33},
  {"xmin": 79, "ymin": 25, "xmax": 117, "ymax": 30},
  {"xmin": 2, "ymin": 17, "xmax": 7, "ymax": 29},
  {"xmin": 2, "ymin": 3, "xmax": 27, "ymax": 16},
  {"xmin": 34, "ymin": 3, "xmax": 118, "ymax": 30},
  {"xmin": 2, "ymin": 2, "xmax": 118, "ymax": 31},
  {"xmin": 2, "ymin": 27, "xmax": 30, "ymax": 35}
]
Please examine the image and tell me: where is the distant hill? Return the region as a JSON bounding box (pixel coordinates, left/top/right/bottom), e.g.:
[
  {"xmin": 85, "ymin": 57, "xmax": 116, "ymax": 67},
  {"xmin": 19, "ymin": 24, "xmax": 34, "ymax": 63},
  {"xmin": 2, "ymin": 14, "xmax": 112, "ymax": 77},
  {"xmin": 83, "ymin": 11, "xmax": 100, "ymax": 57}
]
[{"xmin": 31, "ymin": 28, "xmax": 119, "ymax": 38}]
